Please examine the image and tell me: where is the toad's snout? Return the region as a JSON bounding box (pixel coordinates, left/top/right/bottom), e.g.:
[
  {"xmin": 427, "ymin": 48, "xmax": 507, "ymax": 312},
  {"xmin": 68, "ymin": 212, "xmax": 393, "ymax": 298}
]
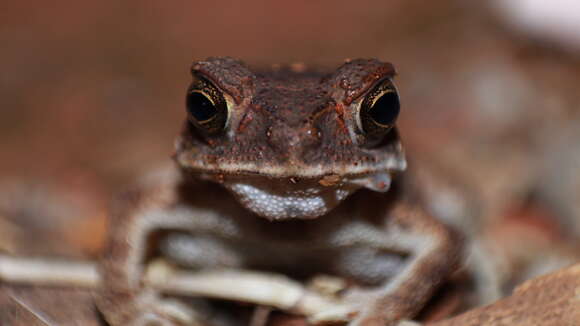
[{"xmin": 266, "ymin": 123, "xmax": 321, "ymax": 156}]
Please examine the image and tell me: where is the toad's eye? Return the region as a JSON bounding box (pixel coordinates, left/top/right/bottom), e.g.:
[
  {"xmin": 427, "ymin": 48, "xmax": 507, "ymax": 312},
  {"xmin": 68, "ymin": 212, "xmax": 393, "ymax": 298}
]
[
  {"xmin": 186, "ymin": 79, "xmax": 229, "ymax": 135},
  {"xmin": 187, "ymin": 92, "xmax": 216, "ymax": 121},
  {"xmin": 358, "ymin": 81, "xmax": 400, "ymax": 142}
]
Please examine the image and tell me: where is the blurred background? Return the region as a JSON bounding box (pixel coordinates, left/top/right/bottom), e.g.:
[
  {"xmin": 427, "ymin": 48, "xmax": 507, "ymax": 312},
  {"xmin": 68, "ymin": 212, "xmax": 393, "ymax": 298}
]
[{"xmin": 0, "ymin": 0, "xmax": 579, "ymax": 323}]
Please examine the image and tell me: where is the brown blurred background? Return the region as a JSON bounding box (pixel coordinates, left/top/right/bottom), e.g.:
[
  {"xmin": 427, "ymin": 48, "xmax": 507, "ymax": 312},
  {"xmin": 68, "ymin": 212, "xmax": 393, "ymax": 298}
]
[{"xmin": 1, "ymin": 0, "xmax": 579, "ymax": 301}]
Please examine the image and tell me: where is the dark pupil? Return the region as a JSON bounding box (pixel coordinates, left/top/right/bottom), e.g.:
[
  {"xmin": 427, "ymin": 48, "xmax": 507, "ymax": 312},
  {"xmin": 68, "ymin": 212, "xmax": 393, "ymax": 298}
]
[
  {"xmin": 187, "ymin": 92, "xmax": 217, "ymax": 122},
  {"xmin": 369, "ymin": 91, "xmax": 399, "ymax": 126}
]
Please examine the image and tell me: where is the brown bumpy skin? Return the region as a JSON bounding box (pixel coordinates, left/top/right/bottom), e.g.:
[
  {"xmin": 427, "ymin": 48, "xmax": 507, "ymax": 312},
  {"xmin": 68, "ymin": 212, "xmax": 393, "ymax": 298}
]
[{"xmin": 96, "ymin": 57, "xmax": 463, "ymax": 326}]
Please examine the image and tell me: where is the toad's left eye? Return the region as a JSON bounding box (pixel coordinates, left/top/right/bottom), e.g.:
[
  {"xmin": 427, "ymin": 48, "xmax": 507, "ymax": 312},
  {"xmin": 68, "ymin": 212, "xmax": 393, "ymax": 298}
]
[
  {"xmin": 187, "ymin": 92, "xmax": 218, "ymax": 123},
  {"xmin": 358, "ymin": 81, "xmax": 400, "ymax": 140},
  {"xmin": 186, "ymin": 77, "xmax": 229, "ymax": 135}
]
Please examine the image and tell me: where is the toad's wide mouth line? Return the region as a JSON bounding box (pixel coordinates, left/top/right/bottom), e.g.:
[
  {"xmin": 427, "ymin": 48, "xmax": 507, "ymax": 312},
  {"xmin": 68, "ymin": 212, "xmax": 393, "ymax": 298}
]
[
  {"xmin": 176, "ymin": 156, "xmax": 407, "ymax": 179},
  {"xmin": 185, "ymin": 167, "xmax": 399, "ymax": 186},
  {"xmin": 186, "ymin": 167, "xmax": 397, "ymax": 194}
]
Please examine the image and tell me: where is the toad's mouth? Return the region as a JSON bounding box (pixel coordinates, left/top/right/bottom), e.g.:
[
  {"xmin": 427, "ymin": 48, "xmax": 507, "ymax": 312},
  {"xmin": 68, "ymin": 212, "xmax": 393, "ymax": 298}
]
[
  {"xmin": 197, "ymin": 171, "xmax": 395, "ymax": 220},
  {"xmin": 177, "ymin": 159, "xmax": 405, "ymax": 179},
  {"xmin": 174, "ymin": 144, "xmax": 407, "ymax": 180}
]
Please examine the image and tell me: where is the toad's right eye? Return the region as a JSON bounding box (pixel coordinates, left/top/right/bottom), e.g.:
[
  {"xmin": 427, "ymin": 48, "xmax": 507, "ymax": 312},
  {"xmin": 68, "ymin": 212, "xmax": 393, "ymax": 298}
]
[
  {"xmin": 356, "ymin": 79, "xmax": 400, "ymax": 146},
  {"xmin": 186, "ymin": 79, "xmax": 229, "ymax": 135},
  {"xmin": 187, "ymin": 91, "xmax": 217, "ymax": 123}
]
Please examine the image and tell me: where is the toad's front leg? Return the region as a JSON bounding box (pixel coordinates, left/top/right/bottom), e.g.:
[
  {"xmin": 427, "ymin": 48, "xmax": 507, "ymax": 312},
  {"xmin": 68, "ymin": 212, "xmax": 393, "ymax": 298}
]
[
  {"xmin": 313, "ymin": 202, "xmax": 462, "ymax": 326},
  {"xmin": 96, "ymin": 178, "xmax": 231, "ymax": 326}
]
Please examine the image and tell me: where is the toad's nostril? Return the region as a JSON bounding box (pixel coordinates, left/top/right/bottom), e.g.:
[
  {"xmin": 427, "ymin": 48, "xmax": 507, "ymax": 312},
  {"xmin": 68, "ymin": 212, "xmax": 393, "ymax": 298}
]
[
  {"xmin": 266, "ymin": 124, "xmax": 297, "ymax": 148},
  {"xmin": 265, "ymin": 123, "xmax": 322, "ymax": 157},
  {"xmin": 306, "ymin": 126, "xmax": 321, "ymax": 138},
  {"xmin": 302, "ymin": 126, "xmax": 322, "ymax": 148}
]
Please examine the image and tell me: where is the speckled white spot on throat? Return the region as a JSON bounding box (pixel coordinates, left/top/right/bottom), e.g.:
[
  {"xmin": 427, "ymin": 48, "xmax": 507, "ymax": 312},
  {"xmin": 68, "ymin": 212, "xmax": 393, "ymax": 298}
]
[{"xmin": 224, "ymin": 179, "xmax": 356, "ymax": 220}]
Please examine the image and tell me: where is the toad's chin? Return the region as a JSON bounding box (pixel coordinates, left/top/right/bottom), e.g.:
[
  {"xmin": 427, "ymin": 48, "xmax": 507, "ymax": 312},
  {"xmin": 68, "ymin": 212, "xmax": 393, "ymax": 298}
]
[
  {"xmin": 222, "ymin": 178, "xmax": 358, "ymax": 220},
  {"xmin": 221, "ymin": 172, "xmax": 393, "ymax": 220}
]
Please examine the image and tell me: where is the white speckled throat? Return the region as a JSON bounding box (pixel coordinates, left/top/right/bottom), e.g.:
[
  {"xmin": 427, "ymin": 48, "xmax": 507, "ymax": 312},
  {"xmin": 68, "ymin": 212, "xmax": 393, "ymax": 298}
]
[{"xmin": 221, "ymin": 172, "xmax": 394, "ymax": 220}]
